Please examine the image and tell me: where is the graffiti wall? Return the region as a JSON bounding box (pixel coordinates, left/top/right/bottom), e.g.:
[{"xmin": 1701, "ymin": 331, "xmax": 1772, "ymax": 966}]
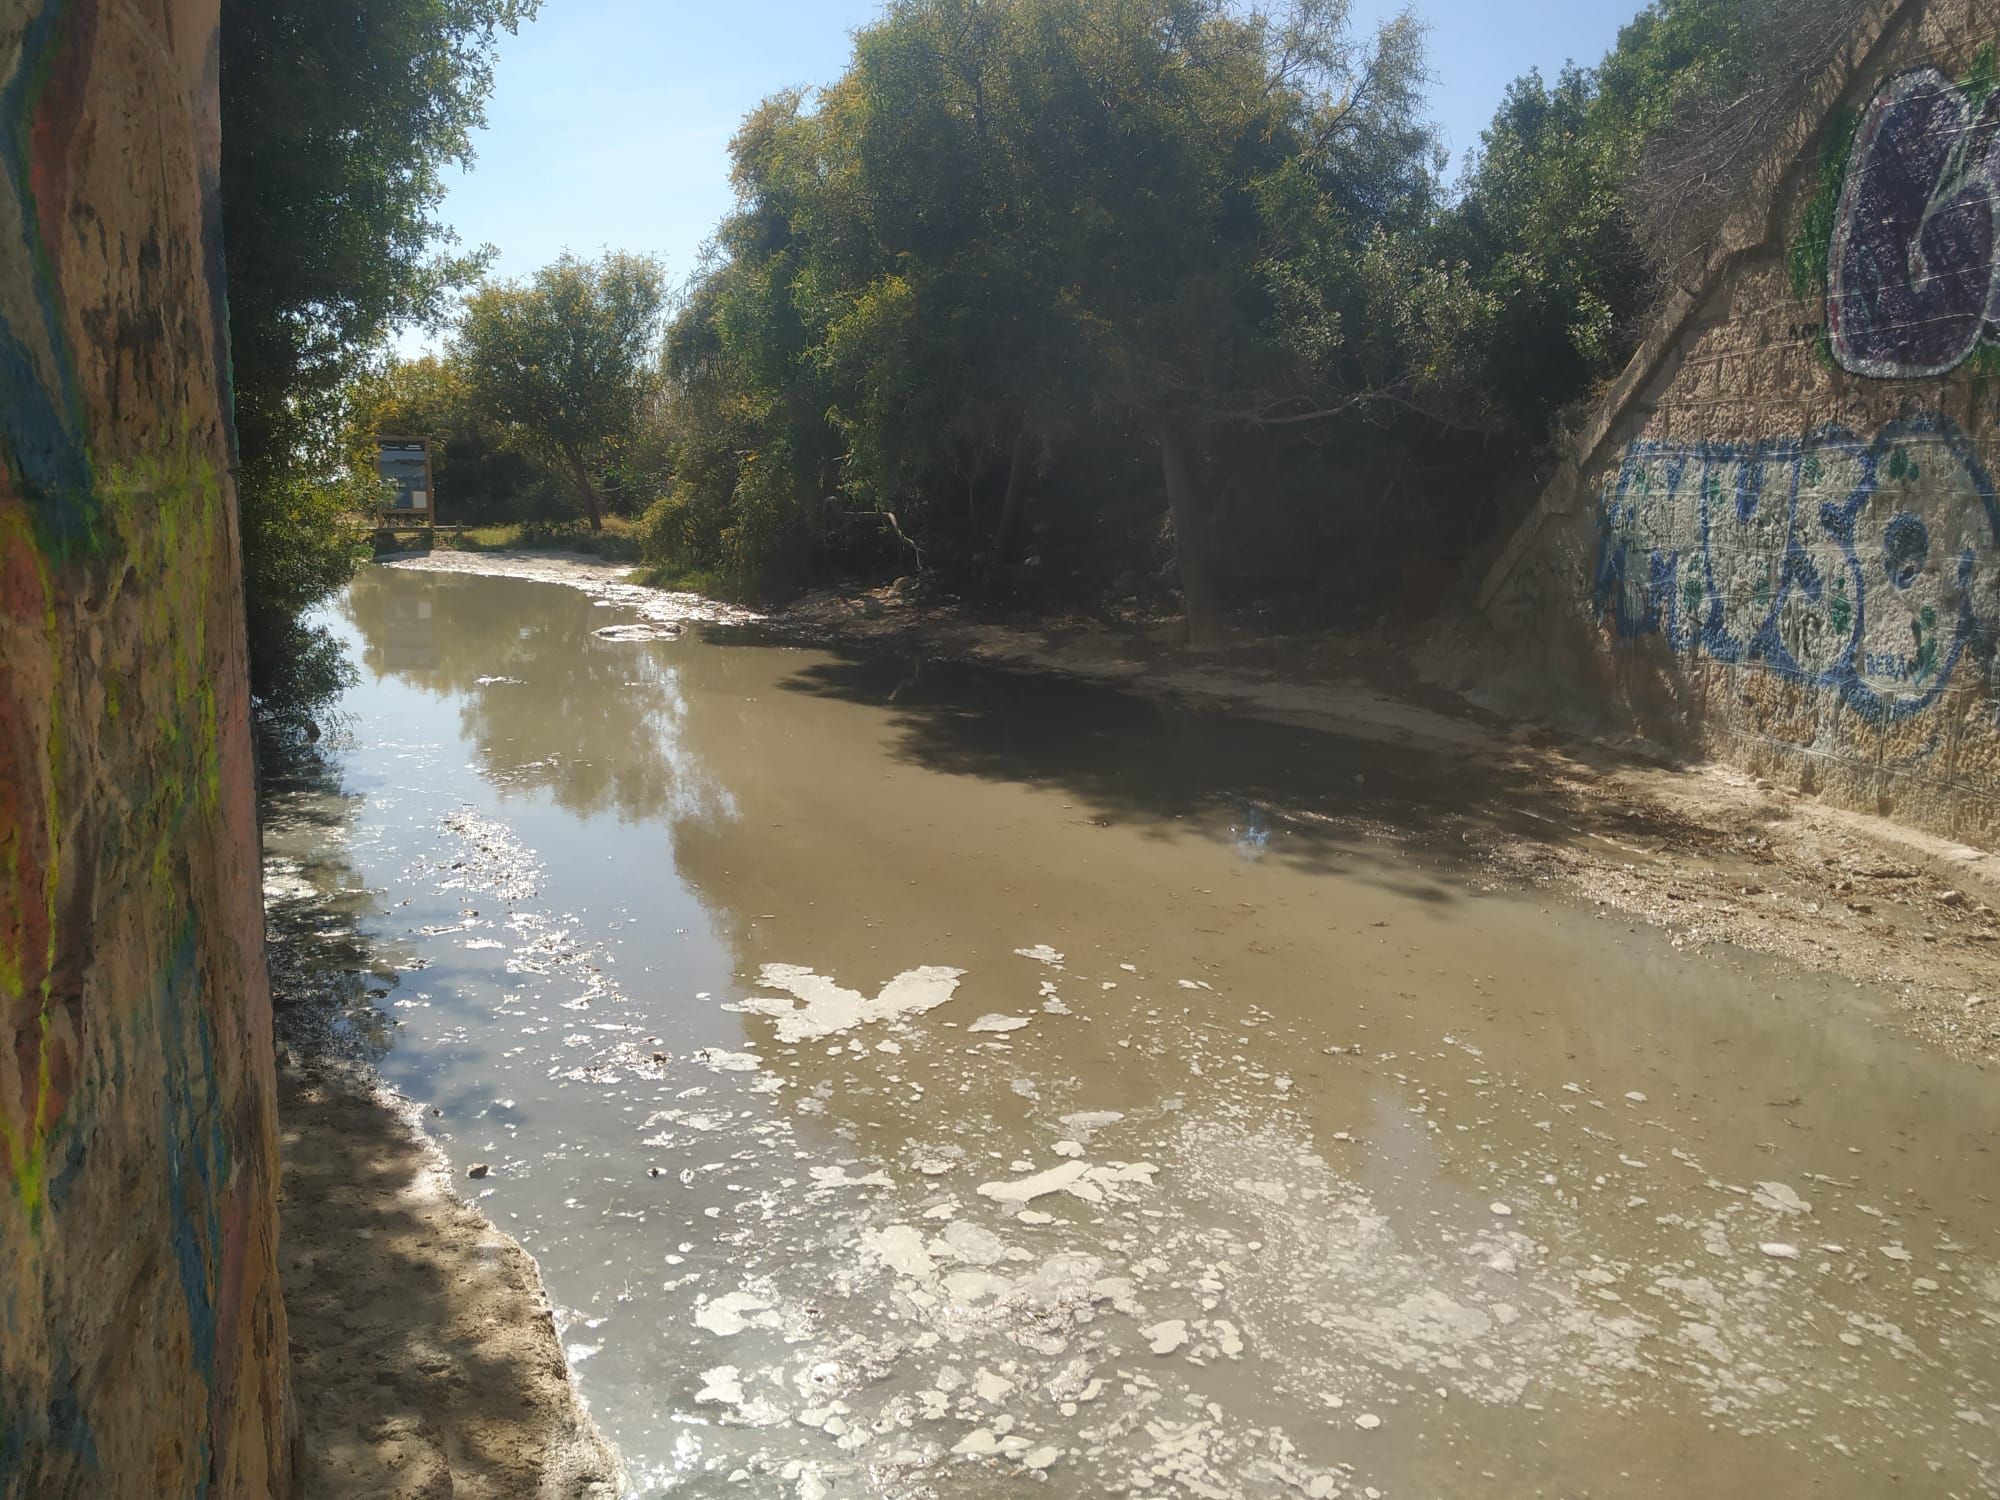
[
  {"xmin": 0, "ymin": 2, "xmax": 290, "ymax": 1496},
  {"xmin": 1474, "ymin": 0, "xmax": 2000, "ymax": 846},
  {"xmin": 1593, "ymin": 416, "xmax": 1998, "ymax": 723},
  {"xmin": 1827, "ymin": 59, "xmax": 2000, "ymax": 378}
]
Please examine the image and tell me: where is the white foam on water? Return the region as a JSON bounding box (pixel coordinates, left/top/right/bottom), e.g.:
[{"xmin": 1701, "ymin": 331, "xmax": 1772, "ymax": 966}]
[
  {"xmin": 1141, "ymin": 1319, "xmax": 1189, "ymax": 1354},
  {"xmin": 860, "ymin": 1224, "xmax": 936, "ymax": 1278},
  {"xmin": 694, "ymin": 1291, "xmax": 780, "ymax": 1336},
  {"xmin": 968, "ymin": 1013, "xmax": 1030, "ymax": 1033},
  {"xmin": 696, "ymin": 1365, "xmax": 744, "ymax": 1404},
  {"xmin": 977, "ymin": 1159, "xmax": 1158, "ymax": 1207},
  {"xmin": 694, "ymin": 1047, "xmax": 762, "ymax": 1073},
  {"xmin": 740, "ymin": 963, "xmax": 965, "ymax": 1042}
]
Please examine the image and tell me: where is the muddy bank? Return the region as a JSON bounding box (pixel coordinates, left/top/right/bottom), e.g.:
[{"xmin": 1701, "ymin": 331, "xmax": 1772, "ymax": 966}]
[
  {"xmin": 261, "ymin": 734, "xmax": 621, "ymax": 1499},
  {"xmin": 381, "ymin": 551, "xmax": 2000, "ymax": 1065},
  {"xmin": 279, "ymin": 1061, "xmax": 621, "ymax": 1499}
]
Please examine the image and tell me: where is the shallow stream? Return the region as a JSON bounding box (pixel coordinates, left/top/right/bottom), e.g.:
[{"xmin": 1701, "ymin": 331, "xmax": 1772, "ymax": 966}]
[{"xmin": 262, "ymin": 563, "xmax": 2000, "ymax": 1498}]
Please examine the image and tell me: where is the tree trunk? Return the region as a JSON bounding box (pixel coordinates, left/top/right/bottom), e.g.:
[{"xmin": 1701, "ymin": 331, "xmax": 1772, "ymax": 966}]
[
  {"xmin": 560, "ymin": 446, "xmax": 605, "ymax": 531},
  {"xmin": 994, "ymin": 425, "xmax": 1035, "ymax": 564},
  {"xmin": 1156, "ymin": 420, "xmax": 1224, "ymax": 649}
]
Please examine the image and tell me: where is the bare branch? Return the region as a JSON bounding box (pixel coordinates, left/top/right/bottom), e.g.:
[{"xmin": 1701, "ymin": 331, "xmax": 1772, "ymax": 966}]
[
  {"xmin": 1626, "ymin": 0, "xmax": 1874, "ymax": 293},
  {"xmin": 1200, "ymin": 384, "xmax": 1498, "ymax": 435}
]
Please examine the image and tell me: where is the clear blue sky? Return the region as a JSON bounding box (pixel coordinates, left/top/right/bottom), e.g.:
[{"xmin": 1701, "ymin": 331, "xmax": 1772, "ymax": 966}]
[{"xmin": 432, "ymin": 0, "xmax": 1639, "ymax": 293}]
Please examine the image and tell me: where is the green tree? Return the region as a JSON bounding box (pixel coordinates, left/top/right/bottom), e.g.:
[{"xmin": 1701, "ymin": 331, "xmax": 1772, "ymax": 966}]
[
  {"xmin": 347, "ymin": 355, "xmax": 562, "ymax": 525},
  {"xmin": 1448, "ymin": 0, "xmax": 1760, "ymax": 440},
  {"xmin": 1004, "ymin": 0, "xmax": 1452, "ymax": 643},
  {"xmin": 454, "ymin": 252, "xmax": 669, "ymax": 531},
  {"xmin": 647, "ymin": 0, "xmax": 1466, "ymax": 643},
  {"xmin": 220, "ymin": 0, "xmax": 538, "ymax": 712},
  {"xmin": 836, "ymin": 0, "xmax": 1462, "ymax": 642}
]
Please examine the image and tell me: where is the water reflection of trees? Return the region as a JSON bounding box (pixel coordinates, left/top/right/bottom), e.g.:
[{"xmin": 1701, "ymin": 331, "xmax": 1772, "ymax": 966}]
[
  {"xmin": 340, "ymin": 567, "xmax": 732, "ymax": 826},
  {"xmin": 257, "ymin": 729, "xmax": 406, "ymax": 1063}
]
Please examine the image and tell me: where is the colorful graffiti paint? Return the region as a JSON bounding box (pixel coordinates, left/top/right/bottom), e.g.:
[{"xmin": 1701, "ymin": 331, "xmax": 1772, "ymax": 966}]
[
  {"xmin": 0, "ymin": 0, "xmax": 289, "ymax": 1495},
  {"xmin": 1594, "ymin": 415, "xmax": 2000, "ymax": 721},
  {"xmin": 1827, "ymin": 61, "xmax": 2000, "ymax": 378}
]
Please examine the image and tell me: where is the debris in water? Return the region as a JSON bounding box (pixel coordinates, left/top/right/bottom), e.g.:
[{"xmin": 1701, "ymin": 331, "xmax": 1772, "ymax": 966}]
[
  {"xmin": 977, "ymin": 1159, "xmax": 1157, "ymax": 1207},
  {"xmin": 739, "ymin": 963, "xmax": 965, "ymax": 1042},
  {"xmin": 695, "ymin": 1365, "xmax": 743, "ymax": 1405},
  {"xmin": 467, "ymin": 1163, "xmax": 489, "ymax": 1179},
  {"xmin": 592, "ymin": 621, "xmax": 680, "ymax": 642},
  {"xmin": 1753, "ymin": 1181, "xmax": 1813, "ymax": 1216},
  {"xmin": 1141, "ymin": 1319, "xmax": 1188, "ymax": 1354},
  {"xmin": 694, "ymin": 1291, "xmax": 779, "ymax": 1335},
  {"xmin": 693, "ymin": 1046, "xmax": 761, "ymax": 1072},
  {"xmin": 979, "ymin": 1161, "xmax": 1090, "ymax": 1204},
  {"xmin": 809, "ymin": 1165, "xmax": 894, "ymax": 1190}
]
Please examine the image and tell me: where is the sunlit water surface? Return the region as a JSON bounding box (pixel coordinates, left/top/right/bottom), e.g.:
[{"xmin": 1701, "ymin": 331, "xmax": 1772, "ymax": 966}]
[{"xmin": 260, "ymin": 564, "xmax": 2000, "ymax": 1499}]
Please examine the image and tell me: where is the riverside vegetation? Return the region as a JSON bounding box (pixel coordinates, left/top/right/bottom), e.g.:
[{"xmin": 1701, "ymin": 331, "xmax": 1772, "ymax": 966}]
[{"xmin": 232, "ymin": 0, "xmax": 1850, "ymax": 699}]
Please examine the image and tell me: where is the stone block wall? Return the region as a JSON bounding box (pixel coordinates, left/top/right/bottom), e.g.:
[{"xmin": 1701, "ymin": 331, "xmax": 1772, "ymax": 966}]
[
  {"xmin": 1473, "ymin": 0, "xmax": 2000, "ymax": 844},
  {"xmin": 0, "ymin": 2, "xmax": 290, "ymax": 1495}
]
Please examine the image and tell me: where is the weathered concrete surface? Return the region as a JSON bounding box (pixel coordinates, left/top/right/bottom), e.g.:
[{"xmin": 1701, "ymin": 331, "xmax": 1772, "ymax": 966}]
[
  {"xmin": 0, "ymin": 2, "xmax": 290, "ymax": 1495},
  {"xmin": 1465, "ymin": 0, "xmax": 2000, "ymax": 847}
]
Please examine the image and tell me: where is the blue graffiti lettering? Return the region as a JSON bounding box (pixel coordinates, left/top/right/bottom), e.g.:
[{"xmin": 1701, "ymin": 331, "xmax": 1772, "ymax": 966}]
[{"xmin": 1594, "ymin": 414, "xmax": 2000, "ymax": 721}]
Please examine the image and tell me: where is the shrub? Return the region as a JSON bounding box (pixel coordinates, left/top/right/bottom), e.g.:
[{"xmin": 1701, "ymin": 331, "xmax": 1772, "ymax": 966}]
[{"xmin": 239, "ymin": 461, "xmax": 372, "ymax": 716}]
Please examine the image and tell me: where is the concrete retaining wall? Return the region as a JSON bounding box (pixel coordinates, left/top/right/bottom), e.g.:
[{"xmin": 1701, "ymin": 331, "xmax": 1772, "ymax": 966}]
[
  {"xmin": 0, "ymin": 2, "xmax": 290, "ymax": 1495},
  {"xmin": 1472, "ymin": 0, "xmax": 2000, "ymax": 845}
]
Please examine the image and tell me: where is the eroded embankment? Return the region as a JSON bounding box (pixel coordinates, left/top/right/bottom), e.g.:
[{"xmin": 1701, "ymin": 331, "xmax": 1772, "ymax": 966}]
[
  {"xmin": 380, "ymin": 549, "xmax": 2000, "ymax": 1064},
  {"xmin": 262, "ymin": 734, "xmax": 620, "ymax": 1499}
]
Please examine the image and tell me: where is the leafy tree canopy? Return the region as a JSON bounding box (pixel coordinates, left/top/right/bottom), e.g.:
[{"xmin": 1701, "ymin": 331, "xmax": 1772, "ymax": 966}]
[
  {"xmin": 453, "ymin": 251, "xmax": 668, "ymax": 530},
  {"xmin": 221, "ymin": 0, "xmax": 538, "ymax": 713},
  {"xmin": 646, "ymin": 0, "xmax": 1474, "ymax": 641}
]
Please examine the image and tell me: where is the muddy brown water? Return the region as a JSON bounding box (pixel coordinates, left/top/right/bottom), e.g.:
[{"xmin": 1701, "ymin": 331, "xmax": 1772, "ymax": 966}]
[{"xmin": 261, "ymin": 563, "xmax": 2000, "ymax": 1499}]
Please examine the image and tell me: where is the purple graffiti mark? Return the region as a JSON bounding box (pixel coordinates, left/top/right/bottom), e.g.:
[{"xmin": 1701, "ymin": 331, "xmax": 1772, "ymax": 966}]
[
  {"xmin": 1827, "ymin": 68, "xmax": 2000, "ymax": 379},
  {"xmin": 1594, "ymin": 414, "xmax": 2000, "ymax": 723}
]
